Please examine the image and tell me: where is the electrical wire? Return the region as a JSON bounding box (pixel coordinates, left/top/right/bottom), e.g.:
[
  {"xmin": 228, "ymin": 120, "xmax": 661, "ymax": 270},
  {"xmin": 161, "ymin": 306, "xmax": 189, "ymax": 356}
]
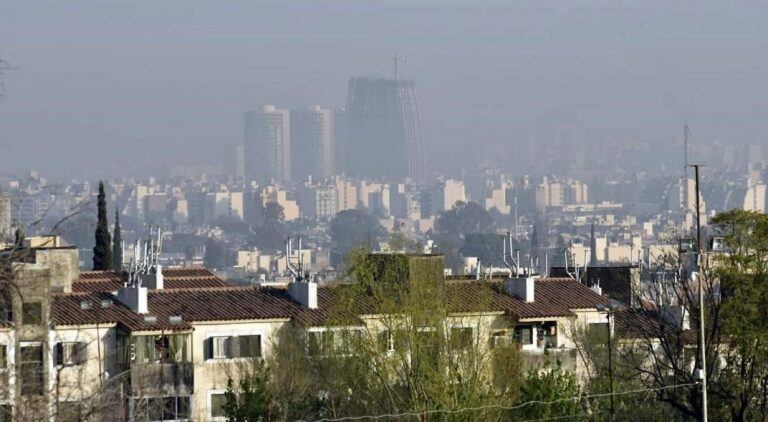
[{"xmin": 296, "ymin": 382, "xmax": 699, "ymax": 422}]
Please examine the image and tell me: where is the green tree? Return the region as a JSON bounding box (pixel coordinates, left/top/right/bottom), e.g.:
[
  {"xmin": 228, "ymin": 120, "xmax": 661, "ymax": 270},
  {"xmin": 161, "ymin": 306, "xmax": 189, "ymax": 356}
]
[
  {"xmin": 515, "ymin": 365, "xmax": 581, "ymax": 420},
  {"xmin": 251, "ymin": 202, "xmax": 286, "ymax": 253},
  {"xmin": 329, "ymin": 209, "xmax": 384, "ymax": 267},
  {"xmin": 223, "ymin": 360, "xmax": 273, "ymax": 422},
  {"xmin": 711, "ymin": 210, "xmax": 768, "ymax": 421},
  {"xmin": 203, "ymin": 237, "xmax": 227, "ymax": 269},
  {"xmin": 433, "ymin": 201, "xmax": 496, "ymax": 271},
  {"xmin": 112, "ymin": 208, "xmax": 122, "ymax": 272},
  {"xmin": 267, "ymin": 254, "xmax": 525, "ymax": 420},
  {"xmin": 92, "ymin": 181, "xmax": 112, "ymax": 270}
]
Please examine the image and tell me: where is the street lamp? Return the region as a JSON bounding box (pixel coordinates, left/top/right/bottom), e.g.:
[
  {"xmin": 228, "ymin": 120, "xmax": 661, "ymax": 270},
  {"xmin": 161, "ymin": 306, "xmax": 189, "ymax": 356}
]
[{"xmin": 597, "ymin": 303, "xmax": 620, "ymax": 421}]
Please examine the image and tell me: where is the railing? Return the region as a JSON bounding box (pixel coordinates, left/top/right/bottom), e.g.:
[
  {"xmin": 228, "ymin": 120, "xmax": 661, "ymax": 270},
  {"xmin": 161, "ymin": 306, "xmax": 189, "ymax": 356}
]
[
  {"xmin": 129, "ymin": 362, "xmax": 193, "ymax": 396},
  {"xmin": 521, "ymin": 347, "xmax": 578, "ymax": 371}
]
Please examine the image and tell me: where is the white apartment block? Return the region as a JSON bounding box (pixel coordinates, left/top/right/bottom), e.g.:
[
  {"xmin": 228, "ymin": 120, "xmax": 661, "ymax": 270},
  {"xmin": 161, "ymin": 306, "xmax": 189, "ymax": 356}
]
[{"xmin": 0, "ymin": 248, "xmax": 609, "ymax": 421}]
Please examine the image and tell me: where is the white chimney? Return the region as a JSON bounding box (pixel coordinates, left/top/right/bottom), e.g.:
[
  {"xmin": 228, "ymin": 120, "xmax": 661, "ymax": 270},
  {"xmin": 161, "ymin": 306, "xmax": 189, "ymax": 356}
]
[
  {"xmin": 288, "ymin": 281, "xmax": 318, "ymax": 309},
  {"xmin": 505, "ymin": 277, "xmax": 535, "ymax": 303},
  {"xmin": 661, "ymin": 305, "xmax": 690, "ymax": 330},
  {"xmin": 116, "ymin": 286, "xmax": 148, "ymax": 314},
  {"xmin": 141, "ymin": 265, "xmax": 164, "ymax": 289}
]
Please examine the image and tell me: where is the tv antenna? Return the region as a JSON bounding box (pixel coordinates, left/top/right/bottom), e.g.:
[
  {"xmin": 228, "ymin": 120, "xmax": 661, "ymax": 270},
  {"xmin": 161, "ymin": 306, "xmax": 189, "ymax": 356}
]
[{"xmin": 0, "ymin": 50, "xmax": 17, "ymax": 97}]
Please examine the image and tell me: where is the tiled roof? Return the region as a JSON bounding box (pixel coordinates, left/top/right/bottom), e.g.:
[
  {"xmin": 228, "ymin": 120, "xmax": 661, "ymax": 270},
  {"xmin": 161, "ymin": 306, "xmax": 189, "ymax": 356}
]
[
  {"xmin": 147, "ymin": 287, "xmax": 324, "ymax": 325},
  {"xmin": 613, "ymin": 307, "xmax": 696, "ymax": 343},
  {"xmin": 73, "ymin": 269, "xmax": 230, "ymax": 293},
  {"xmin": 52, "ymin": 277, "xmax": 610, "ymax": 332},
  {"xmin": 52, "ymin": 292, "xmax": 193, "ymax": 331},
  {"xmin": 445, "ymin": 278, "xmax": 610, "ymax": 319}
]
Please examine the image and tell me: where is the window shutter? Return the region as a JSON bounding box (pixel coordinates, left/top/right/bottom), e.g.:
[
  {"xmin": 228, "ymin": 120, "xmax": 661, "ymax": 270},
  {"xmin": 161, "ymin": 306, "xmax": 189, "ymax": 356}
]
[
  {"xmin": 230, "ymin": 336, "xmax": 240, "ymax": 358},
  {"xmin": 204, "ymin": 338, "xmax": 212, "ymax": 360},
  {"xmin": 55, "ymin": 343, "xmax": 63, "ymax": 365},
  {"xmin": 238, "ymin": 335, "xmax": 261, "ymax": 358},
  {"xmin": 76, "ymin": 342, "xmax": 86, "ymax": 364}
]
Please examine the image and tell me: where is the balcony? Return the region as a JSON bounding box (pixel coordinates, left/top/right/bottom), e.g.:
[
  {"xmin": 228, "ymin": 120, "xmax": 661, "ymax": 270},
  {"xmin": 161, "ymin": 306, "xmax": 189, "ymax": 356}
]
[
  {"xmin": 521, "ymin": 347, "xmax": 577, "ymax": 371},
  {"xmin": 130, "ymin": 363, "xmax": 193, "ymax": 396}
]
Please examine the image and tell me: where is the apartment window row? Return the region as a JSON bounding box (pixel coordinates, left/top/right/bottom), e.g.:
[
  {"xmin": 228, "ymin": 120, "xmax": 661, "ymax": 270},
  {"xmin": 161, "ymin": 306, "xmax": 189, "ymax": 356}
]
[
  {"xmin": 130, "ymin": 395, "xmax": 191, "ymax": 421},
  {"xmin": 130, "ymin": 334, "xmax": 189, "ymax": 364},
  {"xmin": 205, "ymin": 335, "xmax": 261, "ymax": 360}
]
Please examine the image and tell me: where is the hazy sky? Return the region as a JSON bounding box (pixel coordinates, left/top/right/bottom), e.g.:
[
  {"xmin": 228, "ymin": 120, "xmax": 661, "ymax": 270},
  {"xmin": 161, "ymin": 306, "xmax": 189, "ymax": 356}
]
[{"xmin": 1, "ymin": 1, "xmax": 768, "ymax": 179}]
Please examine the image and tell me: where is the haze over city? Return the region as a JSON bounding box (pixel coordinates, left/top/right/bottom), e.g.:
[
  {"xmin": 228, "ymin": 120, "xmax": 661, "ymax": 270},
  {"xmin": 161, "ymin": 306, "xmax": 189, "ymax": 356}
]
[
  {"xmin": 2, "ymin": 1, "xmax": 768, "ymax": 178},
  {"xmin": 2, "ymin": 2, "xmax": 768, "ymax": 421}
]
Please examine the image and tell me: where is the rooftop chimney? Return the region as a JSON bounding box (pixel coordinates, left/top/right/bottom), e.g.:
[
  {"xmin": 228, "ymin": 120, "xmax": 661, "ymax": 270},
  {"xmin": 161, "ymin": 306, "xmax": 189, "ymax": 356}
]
[
  {"xmin": 288, "ymin": 281, "xmax": 318, "ymax": 309},
  {"xmin": 505, "ymin": 276, "xmax": 535, "ymax": 303},
  {"xmin": 116, "ymin": 285, "xmax": 148, "ymax": 314},
  {"xmin": 141, "ymin": 264, "xmax": 164, "ymax": 289}
]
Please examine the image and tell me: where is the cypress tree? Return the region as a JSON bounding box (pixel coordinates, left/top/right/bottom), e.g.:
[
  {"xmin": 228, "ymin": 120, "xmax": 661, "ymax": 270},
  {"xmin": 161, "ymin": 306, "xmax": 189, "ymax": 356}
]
[
  {"xmin": 92, "ymin": 181, "xmax": 112, "ymax": 270},
  {"xmin": 112, "ymin": 207, "xmax": 122, "ymax": 272}
]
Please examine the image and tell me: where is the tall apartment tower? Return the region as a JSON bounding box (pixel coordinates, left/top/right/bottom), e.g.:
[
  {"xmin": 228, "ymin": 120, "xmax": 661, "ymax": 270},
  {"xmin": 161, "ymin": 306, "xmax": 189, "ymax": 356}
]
[
  {"xmin": 345, "ymin": 78, "xmax": 426, "ymax": 184},
  {"xmin": 290, "ymin": 105, "xmax": 335, "ymax": 182},
  {"xmin": 0, "ymin": 192, "xmax": 10, "ymax": 241},
  {"xmin": 244, "ymin": 105, "xmax": 291, "ymax": 182}
]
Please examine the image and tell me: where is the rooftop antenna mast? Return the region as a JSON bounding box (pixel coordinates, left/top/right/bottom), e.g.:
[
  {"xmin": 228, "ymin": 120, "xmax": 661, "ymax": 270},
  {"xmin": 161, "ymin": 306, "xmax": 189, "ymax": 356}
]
[
  {"xmin": 285, "ymin": 236, "xmax": 307, "ymax": 282},
  {"xmin": 0, "ymin": 50, "xmax": 17, "ymax": 97},
  {"xmin": 502, "ymin": 232, "xmax": 520, "ymax": 276},
  {"xmin": 683, "ymin": 123, "xmax": 690, "ymax": 180},
  {"xmin": 393, "ymin": 54, "xmax": 407, "ymax": 81}
]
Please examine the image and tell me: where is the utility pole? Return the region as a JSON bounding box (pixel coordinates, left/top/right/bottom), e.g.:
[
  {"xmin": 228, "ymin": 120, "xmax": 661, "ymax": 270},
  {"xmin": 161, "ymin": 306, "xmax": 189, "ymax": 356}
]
[{"xmin": 689, "ymin": 163, "xmax": 708, "ymax": 422}]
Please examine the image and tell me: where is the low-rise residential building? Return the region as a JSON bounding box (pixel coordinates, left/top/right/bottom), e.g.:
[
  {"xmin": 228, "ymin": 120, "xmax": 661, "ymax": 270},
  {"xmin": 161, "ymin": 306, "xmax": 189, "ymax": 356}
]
[{"xmin": 1, "ymin": 248, "xmax": 609, "ymax": 421}]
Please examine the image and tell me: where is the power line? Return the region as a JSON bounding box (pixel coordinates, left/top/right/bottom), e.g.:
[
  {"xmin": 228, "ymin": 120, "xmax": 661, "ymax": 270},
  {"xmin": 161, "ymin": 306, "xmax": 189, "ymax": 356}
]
[{"xmin": 297, "ymin": 382, "xmax": 699, "ymax": 422}]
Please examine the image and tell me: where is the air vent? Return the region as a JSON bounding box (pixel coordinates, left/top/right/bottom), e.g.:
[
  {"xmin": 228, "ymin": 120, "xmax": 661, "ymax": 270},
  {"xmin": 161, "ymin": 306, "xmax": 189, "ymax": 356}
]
[
  {"xmin": 169, "ymin": 315, "xmax": 183, "ymax": 325},
  {"xmin": 100, "ymin": 299, "xmax": 112, "ymax": 309},
  {"xmin": 143, "ymin": 315, "xmax": 157, "ymax": 324},
  {"xmin": 80, "ymin": 300, "xmax": 92, "ymax": 310}
]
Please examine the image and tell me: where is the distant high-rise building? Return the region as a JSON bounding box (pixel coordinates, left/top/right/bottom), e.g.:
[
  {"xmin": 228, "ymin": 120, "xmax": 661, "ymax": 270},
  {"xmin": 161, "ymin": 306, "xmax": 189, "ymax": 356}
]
[
  {"xmin": 291, "ymin": 105, "xmax": 335, "ymax": 182},
  {"xmin": 235, "ymin": 143, "xmax": 246, "ymax": 180},
  {"xmin": 345, "ymin": 78, "xmax": 425, "ymax": 184},
  {"xmin": 244, "ymin": 105, "xmax": 291, "ymax": 182},
  {"xmin": 0, "ymin": 192, "xmax": 11, "ymax": 241}
]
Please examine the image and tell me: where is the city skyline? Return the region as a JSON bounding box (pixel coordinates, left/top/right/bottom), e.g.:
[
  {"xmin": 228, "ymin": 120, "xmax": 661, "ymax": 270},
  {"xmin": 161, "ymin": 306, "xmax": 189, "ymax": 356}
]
[{"xmin": 3, "ymin": 1, "xmax": 768, "ymax": 178}]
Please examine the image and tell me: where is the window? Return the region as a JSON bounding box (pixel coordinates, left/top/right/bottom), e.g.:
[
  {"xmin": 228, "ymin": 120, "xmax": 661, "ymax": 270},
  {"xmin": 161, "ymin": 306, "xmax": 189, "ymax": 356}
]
[
  {"xmin": 206, "ymin": 335, "xmax": 261, "ymax": 360},
  {"xmin": 378, "ymin": 330, "xmax": 395, "ymax": 353},
  {"xmin": 210, "ymin": 392, "xmax": 227, "ymax": 418},
  {"xmin": 0, "ymin": 344, "xmax": 6, "ymax": 368},
  {"xmin": 56, "ymin": 342, "xmax": 85, "ymax": 366},
  {"xmin": 20, "ymin": 344, "xmax": 43, "ymax": 396},
  {"xmin": 587, "ymin": 322, "xmax": 609, "ymax": 344},
  {"xmin": 450, "ymin": 327, "xmax": 473, "ymax": 351},
  {"xmin": 131, "ymin": 334, "xmax": 189, "ymax": 364},
  {"xmin": 514, "ymin": 325, "xmax": 534, "ymax": 345},
  {"xmin": 237, "ymin": 335, "xmax": 262, "ymax": 359},
  {"xmin": 308, "ymin": 331, "xmax": 335, "ymax": 356},
  {"xmin": 413, "ymin": 329, "xmax": 441, "ymax": 369},
  {"xmin": 212, "ymin": 337, "xmax": 231, "ymax": 359},
  {"xmin": 490, "ymin": 331, "xmax": 514, "ymax": 348},
  {"xmin": 21, "ymin": 302, "xmax": 42, "ymax": 326},
  {"xmin": 133, "ymin": 396, "xmax": 190, "ymax": 421}
]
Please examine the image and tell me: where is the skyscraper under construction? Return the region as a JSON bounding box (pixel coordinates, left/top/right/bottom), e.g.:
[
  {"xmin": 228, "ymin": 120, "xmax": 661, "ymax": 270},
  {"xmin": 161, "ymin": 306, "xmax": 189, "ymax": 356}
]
[{"xmin": 344, "ymin": 78, "xmax": 426, "ymax": 184}]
